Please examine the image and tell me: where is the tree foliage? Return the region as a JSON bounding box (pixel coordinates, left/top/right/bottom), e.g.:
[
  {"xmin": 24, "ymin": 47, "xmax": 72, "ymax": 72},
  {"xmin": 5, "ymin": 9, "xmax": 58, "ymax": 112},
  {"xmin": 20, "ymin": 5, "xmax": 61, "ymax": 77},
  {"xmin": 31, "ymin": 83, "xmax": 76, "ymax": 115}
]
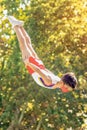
[{"xmin": 0, "ymin": 0, "xmax": 87, "ymax": 130}]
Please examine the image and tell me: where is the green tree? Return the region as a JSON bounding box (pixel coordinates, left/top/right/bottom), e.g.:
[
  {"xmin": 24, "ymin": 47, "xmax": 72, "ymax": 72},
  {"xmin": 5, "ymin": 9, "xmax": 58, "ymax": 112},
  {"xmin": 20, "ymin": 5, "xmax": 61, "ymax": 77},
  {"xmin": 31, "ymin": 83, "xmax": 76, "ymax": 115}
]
[{"xmin": 0, "ymin": 0, "xmax": 87, "ymax": 130}]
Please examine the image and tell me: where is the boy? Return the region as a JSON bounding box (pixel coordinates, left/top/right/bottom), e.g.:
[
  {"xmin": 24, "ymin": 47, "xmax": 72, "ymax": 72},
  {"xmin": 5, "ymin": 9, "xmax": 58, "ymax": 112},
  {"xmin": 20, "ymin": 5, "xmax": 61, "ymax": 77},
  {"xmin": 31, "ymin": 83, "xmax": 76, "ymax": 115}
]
[{"xmin": 7, "ymin": 16, "xmax": 77, "ymax": 93}]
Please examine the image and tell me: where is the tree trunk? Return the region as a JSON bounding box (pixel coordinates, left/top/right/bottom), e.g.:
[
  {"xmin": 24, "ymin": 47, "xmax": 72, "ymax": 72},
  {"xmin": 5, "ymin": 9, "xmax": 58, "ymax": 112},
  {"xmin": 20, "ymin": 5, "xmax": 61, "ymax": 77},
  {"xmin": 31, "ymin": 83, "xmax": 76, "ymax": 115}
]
[{"xmin": 7, "ymin": 120, "xmax": 19, "ymax": 130}]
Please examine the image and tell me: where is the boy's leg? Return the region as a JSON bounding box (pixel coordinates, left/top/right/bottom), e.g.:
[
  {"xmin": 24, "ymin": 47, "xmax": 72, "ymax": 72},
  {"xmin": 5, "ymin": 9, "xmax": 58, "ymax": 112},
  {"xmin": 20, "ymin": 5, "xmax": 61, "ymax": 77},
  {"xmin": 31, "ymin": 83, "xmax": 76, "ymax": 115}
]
[
  {"xmin": 14, "ymin": 26, "xmax": 44, "ymax": 67},
  {"xmin": 14, "ymin": 26, "xmax": 32, "ymax": 61},
  {"xmin": 7, "ymin": 16, "xmax": 43, "ymax": 66},
  {"xmin": 19, "ymin": 26, "xmax": 39, "ymax": 59},
  {"xmin": 14, "ymin": 25, "xmax": 45, "ymax": 75}
]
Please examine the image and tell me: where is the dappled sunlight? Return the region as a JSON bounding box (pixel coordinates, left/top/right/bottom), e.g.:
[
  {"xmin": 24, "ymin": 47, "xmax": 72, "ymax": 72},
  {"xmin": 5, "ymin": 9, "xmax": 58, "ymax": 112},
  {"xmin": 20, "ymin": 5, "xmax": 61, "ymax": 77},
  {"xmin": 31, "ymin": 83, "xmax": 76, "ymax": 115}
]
[{"xmin": 0, "ymin": 0, "xmax": 87, "ymax": 129}]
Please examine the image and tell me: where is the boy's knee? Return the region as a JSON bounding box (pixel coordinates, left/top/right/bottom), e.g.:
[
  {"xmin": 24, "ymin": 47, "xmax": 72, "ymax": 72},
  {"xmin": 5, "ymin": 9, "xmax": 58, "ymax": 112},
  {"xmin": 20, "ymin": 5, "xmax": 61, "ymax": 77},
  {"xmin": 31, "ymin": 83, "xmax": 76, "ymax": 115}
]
[
  {"xmin": 25, "ymin": 36, "xmax": 30, "ymax": 43},
  {"xmin": 20, "ymin": 36, "xmax": 25, "ymax": 43}
]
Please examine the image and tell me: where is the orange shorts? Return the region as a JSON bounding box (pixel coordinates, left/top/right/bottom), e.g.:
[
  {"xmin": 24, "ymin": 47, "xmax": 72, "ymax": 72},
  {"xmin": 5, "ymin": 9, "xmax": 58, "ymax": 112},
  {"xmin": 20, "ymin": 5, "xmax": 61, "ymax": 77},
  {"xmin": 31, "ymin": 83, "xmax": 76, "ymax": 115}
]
[{"xmin": 26, "ymin": 56, "xmax": 45, "ymax": 74}]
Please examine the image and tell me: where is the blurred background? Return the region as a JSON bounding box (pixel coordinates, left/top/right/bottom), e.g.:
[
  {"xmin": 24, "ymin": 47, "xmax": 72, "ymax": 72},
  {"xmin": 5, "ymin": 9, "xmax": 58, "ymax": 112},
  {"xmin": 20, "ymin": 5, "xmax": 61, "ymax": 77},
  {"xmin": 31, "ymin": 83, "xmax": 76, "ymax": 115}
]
[{"xmin": 0, "ymin": 0, "xmax": 87, "ymax": 129}]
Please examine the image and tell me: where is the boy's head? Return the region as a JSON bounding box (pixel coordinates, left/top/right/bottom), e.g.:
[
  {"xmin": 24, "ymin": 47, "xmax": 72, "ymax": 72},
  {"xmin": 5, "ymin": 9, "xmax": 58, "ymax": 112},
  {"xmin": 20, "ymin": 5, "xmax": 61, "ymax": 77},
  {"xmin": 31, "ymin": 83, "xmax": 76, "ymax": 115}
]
[{"xmin": 60, "ymin": 72, "xmax": 77, "ymax": 93}]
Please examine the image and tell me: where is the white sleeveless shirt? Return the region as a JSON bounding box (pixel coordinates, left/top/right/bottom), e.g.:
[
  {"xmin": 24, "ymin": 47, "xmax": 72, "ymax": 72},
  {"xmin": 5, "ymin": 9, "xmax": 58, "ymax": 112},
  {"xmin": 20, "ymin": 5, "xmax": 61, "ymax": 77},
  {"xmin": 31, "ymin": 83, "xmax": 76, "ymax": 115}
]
[{"xmin": 31, "ymin": 69, "xmax": 61, "ymax": 89}]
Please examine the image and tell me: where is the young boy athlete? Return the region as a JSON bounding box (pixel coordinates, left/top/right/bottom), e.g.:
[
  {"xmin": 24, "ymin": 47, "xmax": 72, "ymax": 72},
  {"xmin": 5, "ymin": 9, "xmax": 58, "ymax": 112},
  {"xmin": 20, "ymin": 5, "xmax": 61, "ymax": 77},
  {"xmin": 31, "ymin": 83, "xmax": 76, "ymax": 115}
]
[{"xmin": 7, "ymin": 16, "xmax": 77, "ymax": 93}]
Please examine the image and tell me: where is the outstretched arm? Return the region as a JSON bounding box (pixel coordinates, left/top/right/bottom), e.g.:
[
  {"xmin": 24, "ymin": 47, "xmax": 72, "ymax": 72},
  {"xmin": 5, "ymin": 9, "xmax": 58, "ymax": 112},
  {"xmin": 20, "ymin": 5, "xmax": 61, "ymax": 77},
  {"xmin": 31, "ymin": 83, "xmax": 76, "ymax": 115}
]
[{"xmin": 25, "ymin": 60, "xmax": 52, "ymax": 86}]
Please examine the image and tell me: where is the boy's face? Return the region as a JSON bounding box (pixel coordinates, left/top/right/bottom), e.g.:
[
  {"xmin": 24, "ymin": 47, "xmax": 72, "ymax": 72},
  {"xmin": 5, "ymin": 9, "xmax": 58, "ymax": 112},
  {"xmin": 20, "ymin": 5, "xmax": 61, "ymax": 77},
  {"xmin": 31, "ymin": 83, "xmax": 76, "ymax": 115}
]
[
  {"xmin": 60, "ymin": 85, "xmax": 73, "ymax": 93},
  {"xmin": 59, "ymin": 81, "xmax": 73, "ymax": 93}
]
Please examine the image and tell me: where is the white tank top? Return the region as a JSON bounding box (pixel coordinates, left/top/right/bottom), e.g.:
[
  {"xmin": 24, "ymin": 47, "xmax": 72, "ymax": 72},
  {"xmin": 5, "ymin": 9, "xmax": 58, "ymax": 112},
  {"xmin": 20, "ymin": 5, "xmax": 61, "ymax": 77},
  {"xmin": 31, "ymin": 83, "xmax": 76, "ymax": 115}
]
[{"xmin": 31, "ymin": 69, "xmax": 61, "ymax": 89}]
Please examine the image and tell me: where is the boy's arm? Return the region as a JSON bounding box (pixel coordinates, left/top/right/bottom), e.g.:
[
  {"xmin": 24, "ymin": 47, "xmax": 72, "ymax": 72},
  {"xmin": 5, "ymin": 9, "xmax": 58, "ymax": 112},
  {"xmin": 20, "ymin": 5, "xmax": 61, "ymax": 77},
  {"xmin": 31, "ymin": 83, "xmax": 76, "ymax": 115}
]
[
  {"xmin": 52, "ymin": 83, "xmax": 59, "ymax": 89},
  {"xmin": 26, "ymin": 62, "xmax": 52, "ymax": 86}
]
